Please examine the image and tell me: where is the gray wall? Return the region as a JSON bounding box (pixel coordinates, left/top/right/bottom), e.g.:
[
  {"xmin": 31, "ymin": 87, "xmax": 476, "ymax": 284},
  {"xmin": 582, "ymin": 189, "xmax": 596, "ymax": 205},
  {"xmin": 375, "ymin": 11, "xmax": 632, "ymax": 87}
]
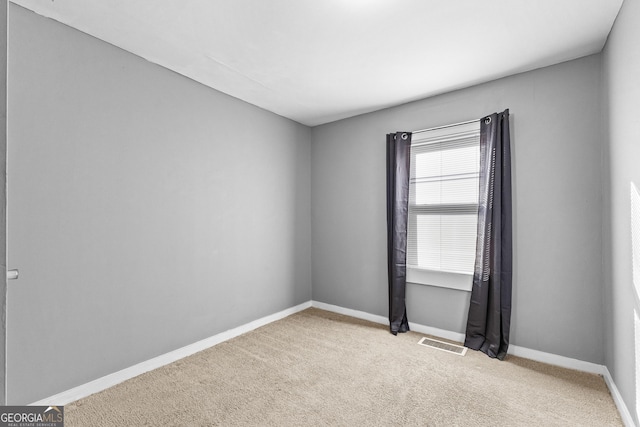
[
  {"xmin": 602, "ymin": 0, "xmax": 640, "ymax": 423},
  {"xmin": 6, "ymin": 5, "xmax": 311, "ymax": 404},
  {"xmin": 311, "ymin": 55, "xmax": 605, "ymax": 364}
]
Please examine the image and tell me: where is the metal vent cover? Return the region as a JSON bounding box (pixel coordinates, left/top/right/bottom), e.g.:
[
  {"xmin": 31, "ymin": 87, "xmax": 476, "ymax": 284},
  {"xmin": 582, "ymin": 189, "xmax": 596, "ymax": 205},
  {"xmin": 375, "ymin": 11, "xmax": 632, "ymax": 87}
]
[{"xmin": 418, "ymin": 337, "xmax": 467, "ymax": 356}]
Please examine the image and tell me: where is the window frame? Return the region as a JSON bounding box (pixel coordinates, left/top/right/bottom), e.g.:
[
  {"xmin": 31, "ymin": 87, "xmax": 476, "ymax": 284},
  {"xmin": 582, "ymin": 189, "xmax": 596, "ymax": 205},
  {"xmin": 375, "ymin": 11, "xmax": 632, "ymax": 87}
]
[{"xmin": 406, "ymin": 121, "xmax": 480, "ymax": 292}]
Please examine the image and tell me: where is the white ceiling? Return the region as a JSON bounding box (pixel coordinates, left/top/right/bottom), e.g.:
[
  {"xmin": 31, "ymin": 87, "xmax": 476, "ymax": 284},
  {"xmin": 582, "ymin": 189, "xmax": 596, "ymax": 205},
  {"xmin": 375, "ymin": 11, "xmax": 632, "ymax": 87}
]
[{"xmin": 10, "ymin": 0, "xmax": 623, "ymax": 126}]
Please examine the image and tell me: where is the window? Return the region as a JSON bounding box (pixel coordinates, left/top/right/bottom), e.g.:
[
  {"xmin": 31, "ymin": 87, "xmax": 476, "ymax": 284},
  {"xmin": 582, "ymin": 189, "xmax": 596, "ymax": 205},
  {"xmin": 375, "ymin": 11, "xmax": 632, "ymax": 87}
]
[{"xmin": 406, "ymin": 121, "xmax": 480, "ymax": 291}]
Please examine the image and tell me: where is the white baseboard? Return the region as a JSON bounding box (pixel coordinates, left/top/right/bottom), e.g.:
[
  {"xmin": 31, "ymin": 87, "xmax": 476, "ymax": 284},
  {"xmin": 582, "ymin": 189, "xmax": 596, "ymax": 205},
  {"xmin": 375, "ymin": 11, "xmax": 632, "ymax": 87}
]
[
  {"xmin": 310, "ymin": 300, "xmax": 466, "ymax": 343},
  {"xmin": 507, "ymin": 344, "xmax": 605, "ymax": 375},
  {"xmin": 311, "ymin": 301, "xmax": 388, "ymax": 325},
  {"xmin": 30, "ymin": 299, "xmax": 636, "ymax": 427},
  {"xmin": 602, "ymin": 366, "xmax": 637, "ymax": 427},
  {"xmin": 311, "ymin": 301, "xmax": 603, "ymax": 372},
  {"xmin": 311, "ymin": 301, "xmax": 635, "ymax": 426},
  {"xmin": 409, "ymin": 323, "xmax": 465, "ymax": 344},
  {"xmin": 30, "ymin": 301, "xmax": 312, "ymax": 406}
]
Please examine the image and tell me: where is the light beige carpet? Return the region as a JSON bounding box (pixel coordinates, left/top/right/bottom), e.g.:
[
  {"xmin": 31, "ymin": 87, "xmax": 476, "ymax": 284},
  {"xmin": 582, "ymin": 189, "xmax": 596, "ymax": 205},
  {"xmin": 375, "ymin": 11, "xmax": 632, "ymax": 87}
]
[{"xmin": 65, "ymin": 308, "xmax": 622, "ymax": 426}]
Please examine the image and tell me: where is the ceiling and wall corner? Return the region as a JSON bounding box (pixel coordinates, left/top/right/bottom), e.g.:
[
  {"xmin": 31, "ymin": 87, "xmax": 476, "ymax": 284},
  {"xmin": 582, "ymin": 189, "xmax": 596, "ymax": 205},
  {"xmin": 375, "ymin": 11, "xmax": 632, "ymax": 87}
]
[
  {"xmin": 8, "ymin": 0, "xmax": 623, "ymax": 127},
  {"xmin": 5, "ymin": 4, "xmax": 312, "ymax": 403},
  {"xmin": 2, "ymin": 0, "xmax": 634, "ymax": 414}
]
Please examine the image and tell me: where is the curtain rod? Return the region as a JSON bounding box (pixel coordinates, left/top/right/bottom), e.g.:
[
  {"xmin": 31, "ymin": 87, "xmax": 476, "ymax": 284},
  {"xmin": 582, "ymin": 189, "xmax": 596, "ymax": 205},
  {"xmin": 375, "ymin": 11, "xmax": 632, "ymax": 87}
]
[{"xmin": 412, "ymin": 118, "xmax": 479, "ymax": 135}]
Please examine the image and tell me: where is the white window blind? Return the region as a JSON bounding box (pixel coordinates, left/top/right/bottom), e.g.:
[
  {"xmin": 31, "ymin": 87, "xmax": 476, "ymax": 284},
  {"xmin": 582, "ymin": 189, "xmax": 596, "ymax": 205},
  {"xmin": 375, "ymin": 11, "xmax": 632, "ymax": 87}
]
[{"xmin": 407, "ymin": 121, "xmax": 480, "ymax": 275}]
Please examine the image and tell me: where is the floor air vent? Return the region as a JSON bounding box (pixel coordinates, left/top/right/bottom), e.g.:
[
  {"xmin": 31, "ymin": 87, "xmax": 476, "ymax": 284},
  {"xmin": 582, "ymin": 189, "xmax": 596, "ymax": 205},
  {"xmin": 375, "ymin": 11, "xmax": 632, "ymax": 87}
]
[{"xmin": 418, "ymin": 337, "xmax": 467, "ymax": 356}]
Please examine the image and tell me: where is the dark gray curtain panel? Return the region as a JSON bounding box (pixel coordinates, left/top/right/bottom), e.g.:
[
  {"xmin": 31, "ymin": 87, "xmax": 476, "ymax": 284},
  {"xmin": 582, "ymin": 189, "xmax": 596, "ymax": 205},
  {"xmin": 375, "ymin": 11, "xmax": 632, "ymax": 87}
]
[
  {"xmin": 464, "ymin": 109, "xmax": 512, "ymax": 360},
  {"xmin": 386, "ymin": 131, "xmax": 412, "ymax": 335}
]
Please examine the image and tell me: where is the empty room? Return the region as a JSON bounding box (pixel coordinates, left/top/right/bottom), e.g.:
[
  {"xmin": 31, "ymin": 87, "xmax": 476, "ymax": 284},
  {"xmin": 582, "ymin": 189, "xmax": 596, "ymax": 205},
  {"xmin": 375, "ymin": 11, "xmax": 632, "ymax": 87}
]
[{"xmin": 0, "ymin": 0, "xmax": 638, "ymax": 425}]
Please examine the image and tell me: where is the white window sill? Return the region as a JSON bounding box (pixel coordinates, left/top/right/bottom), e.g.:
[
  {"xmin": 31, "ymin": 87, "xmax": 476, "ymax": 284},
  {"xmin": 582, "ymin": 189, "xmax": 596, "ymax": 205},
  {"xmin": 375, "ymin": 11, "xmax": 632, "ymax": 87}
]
[{"xmin": 406, "ymin": 267, "xmax": 473, "ymax": 292}]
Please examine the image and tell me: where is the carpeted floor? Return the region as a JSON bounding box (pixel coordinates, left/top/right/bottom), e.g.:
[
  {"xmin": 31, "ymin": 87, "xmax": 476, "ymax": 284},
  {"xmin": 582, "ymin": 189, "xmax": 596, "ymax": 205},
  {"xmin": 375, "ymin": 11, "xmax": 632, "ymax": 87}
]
[{"xmin": 65, "ymin": 308, "xmax": 623, "ymax": 426}]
